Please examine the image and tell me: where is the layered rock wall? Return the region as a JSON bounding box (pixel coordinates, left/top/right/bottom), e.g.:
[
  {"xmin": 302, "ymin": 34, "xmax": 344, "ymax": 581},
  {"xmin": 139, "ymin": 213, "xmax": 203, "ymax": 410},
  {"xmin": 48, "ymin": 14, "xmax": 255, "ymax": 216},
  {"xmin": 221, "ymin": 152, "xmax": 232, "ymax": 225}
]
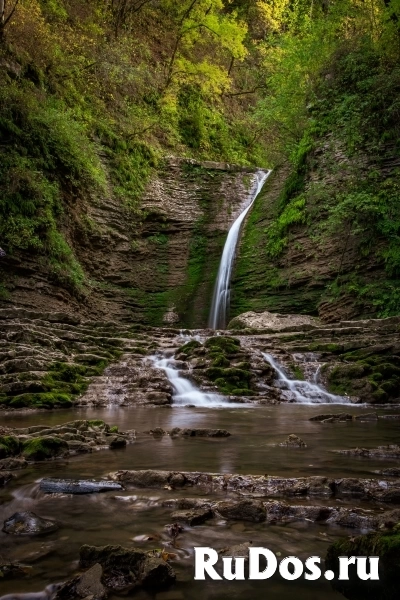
[{"xmin": 0, "ymin": 158, "xmax": 256, "ymax": 328}]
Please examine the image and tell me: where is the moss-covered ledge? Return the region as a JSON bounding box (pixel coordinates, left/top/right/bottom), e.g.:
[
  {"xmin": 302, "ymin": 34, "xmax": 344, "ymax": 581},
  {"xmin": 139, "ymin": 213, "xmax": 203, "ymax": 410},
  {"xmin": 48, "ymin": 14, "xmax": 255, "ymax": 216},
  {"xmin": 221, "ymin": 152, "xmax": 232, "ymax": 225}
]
[{"xmin": 325, "ymin": 525, "xmax": 400, "ymax": 600}]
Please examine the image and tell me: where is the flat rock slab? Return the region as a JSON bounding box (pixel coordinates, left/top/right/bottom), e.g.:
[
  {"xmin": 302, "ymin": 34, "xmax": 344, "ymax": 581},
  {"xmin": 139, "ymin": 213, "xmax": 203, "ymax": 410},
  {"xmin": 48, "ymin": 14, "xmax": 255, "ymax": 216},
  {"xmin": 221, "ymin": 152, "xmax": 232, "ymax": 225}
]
[
  {"xmin": 40, "ymin": 478, "xmax": 123, "ymax": 494},
  {"xmin": 0, "ymin": 458, "xmax": 28, "ymax": 470},
  {"xmin": 310, "ymin": 413, "xmax": 353, "ymax": 422},
  {"xmin": 335, "ymin": 445, "xmax": 400, "ymax": 458},
  {"xmin": 376, "ymin": 468, "xmax": 400, "ymax": 477},
  {"xmin": 3, "ymin": 511, "xmax": 58, "ymax": 536},
  {"xmin": 110, "ymin": 469, "xmax": 400, "ymax": 503},
  {"xmin": 169, "ymin": 428, "xmax": 231, "ymax": 438},
  {"xmin": 228, "ymin": 310, "xmax": 320, "ymax": 331}
]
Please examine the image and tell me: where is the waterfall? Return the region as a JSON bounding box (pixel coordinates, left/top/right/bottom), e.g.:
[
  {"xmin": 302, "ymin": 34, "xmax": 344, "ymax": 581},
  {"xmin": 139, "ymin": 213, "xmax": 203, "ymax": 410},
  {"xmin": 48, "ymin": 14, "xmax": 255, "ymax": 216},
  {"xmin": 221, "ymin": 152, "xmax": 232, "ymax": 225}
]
[
  {"xmin": 262, "ymin": 353, "xmax": 350, "ymax": 404},
  {"xmin": 208, "ymin": 169, "xmax": 271, "ymax": 330}
]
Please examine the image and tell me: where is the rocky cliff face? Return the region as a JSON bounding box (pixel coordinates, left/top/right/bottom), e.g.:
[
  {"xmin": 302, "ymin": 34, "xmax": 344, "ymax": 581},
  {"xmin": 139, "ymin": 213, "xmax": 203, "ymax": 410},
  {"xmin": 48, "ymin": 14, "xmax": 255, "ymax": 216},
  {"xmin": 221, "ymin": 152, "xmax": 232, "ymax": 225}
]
[
  {"xmin": 0, "ymin": 158, "xmax": 256, "ymax": 328},
  {"xmin": 231, "ymin": 136, "xmax": 395, "ymax": 323}
]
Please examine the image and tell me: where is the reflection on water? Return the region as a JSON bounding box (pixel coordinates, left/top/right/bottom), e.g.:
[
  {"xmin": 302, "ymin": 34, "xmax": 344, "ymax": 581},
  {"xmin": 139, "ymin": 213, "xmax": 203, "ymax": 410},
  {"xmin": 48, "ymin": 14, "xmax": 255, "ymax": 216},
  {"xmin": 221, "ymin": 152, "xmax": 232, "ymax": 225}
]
[{"xmin": 1, "ymin": 404, "xmax": 399, "ymax": 599}]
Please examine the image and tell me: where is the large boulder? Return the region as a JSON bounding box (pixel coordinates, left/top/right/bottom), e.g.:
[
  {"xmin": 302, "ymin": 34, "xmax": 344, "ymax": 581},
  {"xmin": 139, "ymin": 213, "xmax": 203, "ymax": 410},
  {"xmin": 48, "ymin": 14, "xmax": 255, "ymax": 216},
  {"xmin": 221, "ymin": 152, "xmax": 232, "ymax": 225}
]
[{"xmin": 3, "ymin": 511, "xmax": 58, "ymax": 536}]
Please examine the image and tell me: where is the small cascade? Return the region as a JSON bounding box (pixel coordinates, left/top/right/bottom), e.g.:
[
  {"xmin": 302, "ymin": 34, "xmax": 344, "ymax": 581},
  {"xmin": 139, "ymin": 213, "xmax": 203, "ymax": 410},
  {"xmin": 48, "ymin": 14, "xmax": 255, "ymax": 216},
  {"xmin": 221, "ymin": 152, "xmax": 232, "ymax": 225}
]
[
  {"xmin": 263, "ymin": 353, "xmax": 350, "ymax": 404},
  {"xmin": 152, "ymin": 355, "xmax": 231, "ymax": 407},
  {"xmin": 209, "ymin": 169, "xmax": 271, "ymax": 329}
]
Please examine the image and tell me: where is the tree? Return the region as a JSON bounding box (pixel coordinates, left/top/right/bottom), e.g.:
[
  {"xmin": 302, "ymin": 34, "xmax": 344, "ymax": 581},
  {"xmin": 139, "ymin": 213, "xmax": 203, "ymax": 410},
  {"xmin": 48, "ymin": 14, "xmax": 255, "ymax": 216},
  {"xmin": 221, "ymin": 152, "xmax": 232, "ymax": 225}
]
[
  {"xmin": 109, "ymin": 0, "xmax": 154, "ymax": 38},
  {"xmin": 162, "ymin": 0, "xmax": 247, "ymax": 96},
  {"xmin": 0, "ymin": 0, "xmax": 19, "ymax": 42}
]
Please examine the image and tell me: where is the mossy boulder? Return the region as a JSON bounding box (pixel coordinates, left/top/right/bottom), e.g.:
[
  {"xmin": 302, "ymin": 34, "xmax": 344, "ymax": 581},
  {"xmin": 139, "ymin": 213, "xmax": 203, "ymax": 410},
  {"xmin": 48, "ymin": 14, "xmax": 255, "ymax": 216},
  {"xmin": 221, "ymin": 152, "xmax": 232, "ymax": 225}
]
[
  {"xmin": 177, "ymin": 340, "xmax": 202, "ymax": 357},
  {"xmin": 205, "ymin": 366, "xmax": 254, "ymax": 395},
  {"xmin": 22, "ymin": 436, "xmax": 68, "ymax": 461},
  {"xmin": 326, "ymin": 352, "xmax": 400, "ymax": 403},
  {"xmin": 325, "ymin": 526, "xmax": 400, "ymax": 599},
  {"xmin": 204, "ymin": 336, "xmax": 241, "ymax": 355},
  {"xmin": 0, "ymin": 436, "xmax": 20, "ymax": 459}
]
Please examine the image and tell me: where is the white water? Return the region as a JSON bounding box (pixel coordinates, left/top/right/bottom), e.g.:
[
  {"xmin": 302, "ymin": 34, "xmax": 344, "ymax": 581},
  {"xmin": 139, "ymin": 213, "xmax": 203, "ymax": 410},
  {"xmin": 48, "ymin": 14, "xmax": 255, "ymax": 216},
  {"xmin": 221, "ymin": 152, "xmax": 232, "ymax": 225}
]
[
  {"xmin": 262, "ymin": 352, "xmax": 350, "ymax": 404},
  {"xmin": 208, "ymin": 169, "xmax": 271, "ymax": 329},
  {"xmin": 152, "ymin": 355, "xmax": 234, "ymax": 407}
]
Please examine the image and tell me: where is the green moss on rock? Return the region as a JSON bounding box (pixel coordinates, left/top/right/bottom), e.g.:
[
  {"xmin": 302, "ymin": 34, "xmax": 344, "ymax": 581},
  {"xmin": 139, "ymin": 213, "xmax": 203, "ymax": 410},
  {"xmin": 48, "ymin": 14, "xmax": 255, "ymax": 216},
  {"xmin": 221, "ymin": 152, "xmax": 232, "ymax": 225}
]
[
  {"xmin": 326, "ymin": 525, "xmax": 400, "ymax": 600},
  {"xmin": 22, "ymin": 436, "xmax": 68, "ymax": 461},
  {"xmin": 177, "ymin": 340, "xmax": 202, "ymax": 356},
  {"xmin": 205, "ymin": 366, "xmax": 253, "ymax": 395},
  {"xmin": 327, "ymin": 352, "xmax": 400, "ymax": 402},
  {"xmin": 0, "ymin": 436, "xmax": 20, "ymax": 458},
  {"xmin": 7, "ymin": 393, "xmax": 73, "ymax": 409}
]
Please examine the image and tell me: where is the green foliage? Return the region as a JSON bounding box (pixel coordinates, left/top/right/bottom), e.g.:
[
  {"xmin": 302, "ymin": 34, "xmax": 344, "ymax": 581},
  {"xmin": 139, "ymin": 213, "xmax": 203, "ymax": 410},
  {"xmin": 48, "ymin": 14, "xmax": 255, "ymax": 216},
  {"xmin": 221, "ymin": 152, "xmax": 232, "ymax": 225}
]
[{"xmin": 265, "ymin": 194, "xmax": 306, "ymax": 257}]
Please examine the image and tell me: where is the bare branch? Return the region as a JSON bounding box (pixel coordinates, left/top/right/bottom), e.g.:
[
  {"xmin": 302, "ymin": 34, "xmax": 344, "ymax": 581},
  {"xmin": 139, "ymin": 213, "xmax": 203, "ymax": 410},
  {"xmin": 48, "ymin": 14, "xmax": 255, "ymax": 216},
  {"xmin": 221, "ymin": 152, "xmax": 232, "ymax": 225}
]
[{"xmin": 223, "ymin": 85, "xmax": 266, "ymax": 97}]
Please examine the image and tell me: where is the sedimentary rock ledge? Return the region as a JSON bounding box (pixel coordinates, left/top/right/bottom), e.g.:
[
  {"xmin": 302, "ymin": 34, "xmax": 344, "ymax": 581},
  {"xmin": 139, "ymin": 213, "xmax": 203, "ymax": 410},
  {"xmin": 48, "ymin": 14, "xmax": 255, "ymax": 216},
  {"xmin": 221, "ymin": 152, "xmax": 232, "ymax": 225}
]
[{"xmin": 110, "ymin": 470, "xmax": 400, "ymax": 502}]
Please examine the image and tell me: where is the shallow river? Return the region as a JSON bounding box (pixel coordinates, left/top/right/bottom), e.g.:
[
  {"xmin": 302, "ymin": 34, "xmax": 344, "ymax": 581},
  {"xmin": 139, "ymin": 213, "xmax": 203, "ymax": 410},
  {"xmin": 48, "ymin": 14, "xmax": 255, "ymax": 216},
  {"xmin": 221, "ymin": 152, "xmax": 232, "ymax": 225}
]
[{"xmin": 1, "ymin": 403, "xmax": 400, "ymax": 599}]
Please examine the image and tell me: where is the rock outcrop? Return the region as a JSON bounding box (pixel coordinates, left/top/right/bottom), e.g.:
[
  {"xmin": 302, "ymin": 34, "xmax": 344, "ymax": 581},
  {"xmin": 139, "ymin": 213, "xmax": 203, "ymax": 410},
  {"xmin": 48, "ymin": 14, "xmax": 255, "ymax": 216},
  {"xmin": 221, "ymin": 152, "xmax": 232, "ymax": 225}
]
[
  {"xmin": 111, "ymin": 469, "xmax": 400, "ymax": 503},
  {"xmin": 0, "ymin": 420, "xmax": 134, "ymax": 462},
  {"xmin": 1, "ymin": 159, "xmax": 258, "ymax": 328}
]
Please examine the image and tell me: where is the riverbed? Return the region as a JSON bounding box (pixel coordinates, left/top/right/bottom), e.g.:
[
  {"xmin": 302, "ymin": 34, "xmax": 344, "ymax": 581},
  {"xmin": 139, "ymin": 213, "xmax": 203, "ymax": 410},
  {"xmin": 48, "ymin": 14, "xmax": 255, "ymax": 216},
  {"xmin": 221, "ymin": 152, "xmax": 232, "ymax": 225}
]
[{"xmin": 1, "ymin": 403, "xmax": 399, "ymax": 599}]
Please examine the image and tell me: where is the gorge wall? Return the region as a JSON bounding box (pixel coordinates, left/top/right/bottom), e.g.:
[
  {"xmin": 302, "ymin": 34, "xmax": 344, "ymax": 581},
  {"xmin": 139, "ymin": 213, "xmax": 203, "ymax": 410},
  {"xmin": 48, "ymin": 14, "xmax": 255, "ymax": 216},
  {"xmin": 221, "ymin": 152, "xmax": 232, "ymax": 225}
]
[
  {"xmin": 0, "ymin": 158, "xmax": 256, "ymax": 328},
  {"xmin": 231, "ymin": 48, "xmax": 400, "ymax": 325}
]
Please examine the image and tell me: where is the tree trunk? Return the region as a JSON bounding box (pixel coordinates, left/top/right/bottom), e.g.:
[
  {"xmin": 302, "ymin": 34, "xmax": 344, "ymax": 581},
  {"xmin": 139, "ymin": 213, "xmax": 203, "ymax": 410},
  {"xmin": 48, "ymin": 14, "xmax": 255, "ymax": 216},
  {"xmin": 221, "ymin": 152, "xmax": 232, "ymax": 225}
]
[{"xmin": 0, "ymin": 0, "xmax": 5, "ymax": 41}]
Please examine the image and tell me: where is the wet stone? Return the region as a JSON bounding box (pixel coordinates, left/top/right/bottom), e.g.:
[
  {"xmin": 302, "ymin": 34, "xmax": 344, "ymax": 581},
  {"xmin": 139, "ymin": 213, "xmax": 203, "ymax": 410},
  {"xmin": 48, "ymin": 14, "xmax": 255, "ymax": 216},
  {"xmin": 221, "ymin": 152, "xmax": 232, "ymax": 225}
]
[
  {"xmin": 309, "ymin": 413, "xmax": 353, "ymax": 422},
  {"xmin": 376, "ymin": 467, "xmax": 400, "ymax": 477},
  {"xmin": 108, "ymin": 436, "xmax": 127, "ymax": 449},
  {"xmin": 3, "ymin": 511, "xmax": 58, "ymax": 536},
  {"xmin": 0, "ymin": 471, "xmax": 13, "ymax": 486},
  {"xmin": 169, "ymin": 428, "xmax": 231, "ymax": 437},
  {"xmin": 216, "ymin": 500, "xmax": 266, "ymax": 522},
  {"xmin": 40, "ymin": 478, "xmax": 123, "ymax": 495},
  {"xmin": 170, "ymin": 508, "xmax": 213, "ymax": 526},
  {"xmin": 279, "ymin": 434, "xmax": 307, "ymax": 447}
]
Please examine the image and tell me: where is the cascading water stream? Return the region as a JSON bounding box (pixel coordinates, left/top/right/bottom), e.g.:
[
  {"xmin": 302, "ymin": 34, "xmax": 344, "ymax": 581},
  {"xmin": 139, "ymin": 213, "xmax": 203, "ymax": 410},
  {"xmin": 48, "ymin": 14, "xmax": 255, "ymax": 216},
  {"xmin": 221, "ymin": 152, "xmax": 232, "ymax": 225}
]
[
  {"xmin": 152, "ymin": 355, "xmax": 234, "ymax": 407},
  {"xmin": 262, "ymin": 352, "xmax": 350, "ymax": 404},
  {"xmin": 208, "ymin": 169, "xmax": 271, "ymax": 330}
]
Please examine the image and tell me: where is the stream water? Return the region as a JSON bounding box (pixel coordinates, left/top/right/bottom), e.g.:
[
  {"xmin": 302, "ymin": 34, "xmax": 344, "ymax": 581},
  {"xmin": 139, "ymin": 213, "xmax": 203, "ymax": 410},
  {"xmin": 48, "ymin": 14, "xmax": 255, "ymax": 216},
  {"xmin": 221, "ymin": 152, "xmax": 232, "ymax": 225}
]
[
  {"xmin": 151, "ymin": 356, "xmax": 228, "ymax": 407},
  {"xmin": 2, "ymin": 403, "xmax": 400, "ymax": 599}
]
